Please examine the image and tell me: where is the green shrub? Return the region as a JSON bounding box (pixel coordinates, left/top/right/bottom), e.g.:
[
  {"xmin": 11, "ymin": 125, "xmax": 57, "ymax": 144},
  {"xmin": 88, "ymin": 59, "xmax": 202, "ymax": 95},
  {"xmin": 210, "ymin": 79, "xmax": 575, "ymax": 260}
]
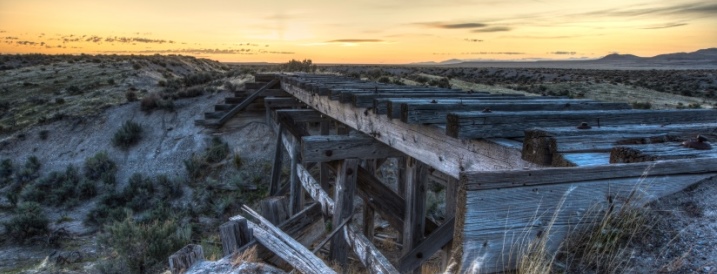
[
  {"xmin": 100, "ymin": 213, "xmax": 190, "ymax": 274},
  {"xmin": 377, "ymin": 76, "xmax": 391, "ymax": 84},
  {"xmin": 15, "ymin": 156, "xmax": 41, "ymax": 184},
  {"xmin": 205, "ymin": 136, "xmax": 229, "ymax": 164},
  {"xmin": 3, "ymin": 202, "xmax": 49, "ymax": 241},
  {"xmin": 631, "ymin": 102, "xmax": 652, "ymax": 109},
  {"xmin": 67, "ymin": 85, "xmax": 82, "ymax": 95},
  {"xmin": 0, "ymin": 159, "xmax": 13, "ymax": 187},
  {"xmin": 21, "ymin": 165, "xmax": 94, "ymax": 208},
  {"xmin": 112, "ymin": 121, "xmax": 143, "ymax": 149},
  {"xmin": 126, "ymin": 90, "xmax": 138, "ymax": 102},
  {"xmin": 38, "ymin": 130, "xmax": 49, "ymax": 140},
  {"xmin": 84, "ymin": 151, "xmax": 117, "ymax": 183},
  {"xmin": 184, "ymin": 155, "xmax": 206, "ymax": 180}
]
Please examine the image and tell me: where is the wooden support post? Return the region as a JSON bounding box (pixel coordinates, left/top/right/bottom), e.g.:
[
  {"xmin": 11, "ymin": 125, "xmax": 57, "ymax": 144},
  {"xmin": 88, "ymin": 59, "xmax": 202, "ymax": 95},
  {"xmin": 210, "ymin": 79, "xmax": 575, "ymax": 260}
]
[
  {"xmin": 289, "ymin": 148, "xmax": 303, "ymax": 216},
  {"xmin": 319, "ymin": 120, "xmax": 332, "ymax": 194},
  {"xmin": 442, "ymin": 178, "xmax": 458, "ymax": 270},
  {"xmin": 330, "ymin": 158, "xmax": 359, "ymax": 268},
  {"xmin": 396, "ymin": 157, "xmax": 407, "ymax": 245},
  {"xmin": 362, "ymin": 160, "xmax": 377, "ymax": 240},
  {"xmin": 259, "ymin": 196, "xmax": 289, "ymax": 225},
  {"xmin": 269, "ymin": 126, "xmax": 284, "ymax": 196},
  {"xmin": 403, "ymin": 157, "xmax": 428, "ymax": 273},
  {"xmin": 168, "ymin": 244, "xmax": 204, "ymax": 274},
  {"xmin": 219, "ymin": 218, "xmax": 253, "ymax": 257}
]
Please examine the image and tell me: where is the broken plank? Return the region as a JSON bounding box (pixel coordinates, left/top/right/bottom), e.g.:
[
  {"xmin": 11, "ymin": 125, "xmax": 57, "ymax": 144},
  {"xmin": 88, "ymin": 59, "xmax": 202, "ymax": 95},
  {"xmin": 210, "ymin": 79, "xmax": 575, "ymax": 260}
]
[
  {"xmin": 239, "ymin": 207, "xmax": 336, "ymax": 274},
  {"xmin": 344, "ymin": 223, "xmax": 401, "ymax": 274}
]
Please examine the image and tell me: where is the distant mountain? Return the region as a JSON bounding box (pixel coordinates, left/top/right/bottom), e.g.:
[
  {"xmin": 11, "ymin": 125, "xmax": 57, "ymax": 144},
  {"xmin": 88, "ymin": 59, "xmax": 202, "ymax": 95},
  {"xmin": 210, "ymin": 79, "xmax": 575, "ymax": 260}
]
[
  {"xmin": 426, "ymin": 48, "xmax": 717, "ymax": 69},
  {"xmin": 596, "ymin": 53, "xmax": 644, "ymax": 62},
  {"xmin": 594, "ymin": 48, "xmax": 717, "ymax": 64}
]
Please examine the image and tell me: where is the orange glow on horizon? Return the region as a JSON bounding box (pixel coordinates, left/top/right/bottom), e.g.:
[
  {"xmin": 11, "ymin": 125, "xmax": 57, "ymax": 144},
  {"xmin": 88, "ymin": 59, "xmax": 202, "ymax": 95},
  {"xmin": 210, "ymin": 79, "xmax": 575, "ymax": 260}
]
[{"xmin": 1, "ymin": 0, "xmax": 715, "ymax": 64}]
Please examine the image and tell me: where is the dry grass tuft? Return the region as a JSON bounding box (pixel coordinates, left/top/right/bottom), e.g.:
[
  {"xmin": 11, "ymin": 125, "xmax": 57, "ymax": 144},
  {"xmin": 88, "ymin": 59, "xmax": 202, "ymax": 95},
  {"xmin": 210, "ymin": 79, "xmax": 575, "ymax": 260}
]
[
  {"xmin": 516, "ymin": 189, "xmax": 659, "ymax": 274},
  {"xmin": 232, "ymin": 245, "xmax": 259, "ymax": 265}
]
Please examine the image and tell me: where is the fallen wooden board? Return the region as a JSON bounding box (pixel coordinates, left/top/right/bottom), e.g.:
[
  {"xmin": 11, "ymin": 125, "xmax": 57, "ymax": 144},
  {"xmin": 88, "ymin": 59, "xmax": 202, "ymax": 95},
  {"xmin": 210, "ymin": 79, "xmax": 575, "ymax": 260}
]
[{"xmin": 237, "ymin": 208, "xmax": 335, "ymax": 274}]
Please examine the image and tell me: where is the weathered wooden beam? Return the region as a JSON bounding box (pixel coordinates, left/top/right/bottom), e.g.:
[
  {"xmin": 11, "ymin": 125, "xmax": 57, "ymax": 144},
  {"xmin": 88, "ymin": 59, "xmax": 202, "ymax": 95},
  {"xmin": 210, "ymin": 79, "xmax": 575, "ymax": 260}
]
[
  {"xmin": 281, "ymin": 80, "xmax": 536, "ymax": 178},
  {"xmin": 169, "ymin": 244, "xmax": 204, "ymax": 274},
  {"xmin": 301, "ymin": 134, "xmax": 403, "ymax": 163},
  {"xmin": 259, "ymin": 196, "xmax": 289, "ymax": 225},
  {"xmin": 330, "ymin": 159, "xmax": 359, "ymax": 267},
  {"xmin": 297, "ymin": 163, "xmax": 335, "ymax": 215},
  {"xmin": 264, "ymin": 97, "xmax": 307, "ymax": 109},
  {"xmin": 289, "ymin": 148, "xmax": 303, "ymax": 216},
  {"xmin": 400, "ymin": 101, "xmax": 631, "ymax": 124},
  {"xmin": 610, "ymin": 143, "xmax": 717, "ymax": 163},
  {"xmin": 220, "ymin": 219, "xmax": 253, "ymax": 257},
  {"xmin": 251, "ymin": 203, "xmax": 325, "ymax": 269},
  {"xmin": 275, "ymin": 109, "xmax": 325, "ymax": 123},
  {"xmin": 269, "ymin": 126, "xmax": 284, "ymax": 195},
  {"xmin": 376, "ymin": 96, "xmax": 549, "ymax": 116},
  {"xmin": 319, "ymin": 120, "xmax": 332, "ymax": 194},
  {"xmin": 352, "ymin": 93, "xmax": 492, "ymax": 108},
  {"xmin": 362, "ymin": 160, "xmax": 378, "ymax": 240},
  {"xmin": 254, "ymin": 73, "xmax": 278, "ymax": 82},
  {"xmin": 399, "ymin": 218, "xmax": 455, "ymax": 273},
  {"xmin": 522, "ymin": 124, "xmax": 717, "ymax": 166},
  {"xmin": 213, "ymin": 78, "xmax": 279, "ymax": 127},
  {"xmin": 345, "ymin": 223, "xmax": 401, "ymax": 274},
  {"xmin": 447, "ymin": 109, "xmax": 717, "ymax": 139},
  {"xmin": 240, "ymin": 207, "xmax": 336, "ymax": 274},
  {"xmin": 462, "ymin": 157, "xmax": 717, "ymax": 191},
  {"xmin": 442, "ymin": 178, "xmax": 458, "ymax": 270},
  {"xmin": 403, "ymin": 158, "xmax": 428, "ymax": 274},
  {"xmin": 454, "ymin": 171, "xmax": 717, "ymax": 273}
]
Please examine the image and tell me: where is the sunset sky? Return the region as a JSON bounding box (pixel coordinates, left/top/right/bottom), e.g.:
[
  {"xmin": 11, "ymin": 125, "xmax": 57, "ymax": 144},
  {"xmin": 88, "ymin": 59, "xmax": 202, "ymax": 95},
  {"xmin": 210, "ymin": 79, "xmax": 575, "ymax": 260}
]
[{"xmin": 1, "ymin": 0, "xmax": 716, "ymax": 64}]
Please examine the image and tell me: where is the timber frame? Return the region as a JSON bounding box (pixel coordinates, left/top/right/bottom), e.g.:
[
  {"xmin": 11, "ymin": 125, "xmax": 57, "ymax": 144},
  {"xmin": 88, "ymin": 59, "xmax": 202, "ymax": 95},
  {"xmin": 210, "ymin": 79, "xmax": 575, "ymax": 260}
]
[{"xmin": 176, "ymin": 73, "xmax": 717, "ymax": 274}]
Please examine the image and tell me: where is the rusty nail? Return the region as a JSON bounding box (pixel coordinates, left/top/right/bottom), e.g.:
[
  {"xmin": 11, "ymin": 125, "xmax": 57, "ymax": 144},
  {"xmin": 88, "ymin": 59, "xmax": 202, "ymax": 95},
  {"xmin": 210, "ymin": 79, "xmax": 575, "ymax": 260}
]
[
  {"xmin": 482, "ymin": 108, "xmax": 492, "ymax": 113},
  {"xmin": 325, "ymin": 150, "xmax": 333, "ymax": 157},
  {"xmin": 577, "ymin": 122, "xmax": 591, "ymax": 129},
  {"xmin": 431, "ymin": 99, "xmax": 437, "ymax": 104}
]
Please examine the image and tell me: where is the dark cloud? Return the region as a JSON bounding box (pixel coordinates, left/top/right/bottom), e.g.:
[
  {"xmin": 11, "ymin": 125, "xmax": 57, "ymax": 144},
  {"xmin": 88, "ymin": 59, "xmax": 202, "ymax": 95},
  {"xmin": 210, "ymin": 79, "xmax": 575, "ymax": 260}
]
[
  {"xmin": 16, "ymin": 41, "xmax": 37, "ymax": 46},
  {"xmin": 549, "ymin": 51, "xmax": 577, "ymax": 55},
  {"xmin": 471, "ymin": 26, "xmax": 511, "ymax": 33},
  {"xmin": 4, "ymin": 36, "xmax": 18, "ymax": 40},
  {"xmin": 502, "ymin": 35, "xmax": 581, "ymax": 39},
  {"xmin": 421, "ymin": 22, "xmax": 488, "ymax": 29},
  {"xmin": 326, "ymin": 39, "xmax": 384, "ymax": 43},
  {"xmin": 103, "ymin": 48, "xmax": 293, "ymax": 55},
  {"xmin": 462, "ymin": 51, "xmax": 525, "ymax": 55},
  {"xmin": 0, "ymin": 30, "xmax": 6, "ymax": 33},
  {"xmin": 464, "ymin": 38, "xmax": 483, "ymax": 42},
  {"xmin": 641, "ymin": 22, "xmax": 688, "ymax": 29},
  {"xmin": 578, "ymin": 2, "xmax": 717, "ymax": 18}
]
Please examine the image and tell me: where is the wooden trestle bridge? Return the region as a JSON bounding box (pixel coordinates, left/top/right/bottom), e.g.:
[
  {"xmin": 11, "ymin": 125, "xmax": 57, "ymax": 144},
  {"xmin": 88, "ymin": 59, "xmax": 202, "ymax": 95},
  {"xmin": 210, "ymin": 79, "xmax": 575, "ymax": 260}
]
[{"xmin": 172, "ymin": 73, "xmax": 717, "ymax": 273}]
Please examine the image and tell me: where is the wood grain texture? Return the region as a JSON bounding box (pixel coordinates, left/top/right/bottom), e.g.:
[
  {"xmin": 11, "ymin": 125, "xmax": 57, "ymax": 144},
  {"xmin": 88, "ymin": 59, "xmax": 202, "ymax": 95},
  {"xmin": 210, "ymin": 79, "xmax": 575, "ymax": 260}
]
[
  {"xmin": 330, "ymin": 159, "xmax": 359, "ymax": 266},
  {"xmin": 399, "ymin": 218, "xmax": 455, "ymax": 273},
  {"xmin": 281, "ymin": 80, "xmax": 536, "ymax": 177},
  {"xmin": 456, "ymin": 173, "xmax": 716, "ymax": 273},
  {"xmin": 344, "ymin": 223, "xmax": 401, "ymax": 274},
  {"xmin": 240, "ymin": 207, "xmax": 337, "ymax": 274},
  {"xmin": 462, "ymin": 157, "xmax": 717, "ymax": 190},
  {"xmin": 401, "ymin": 101, "xmax": 630, "ymax": 124},
  {"xmin": 301, "ymin": 134, "xmax": 403, "ymax": 163},
  {"xmin": 447, "ymin": 109, "xmax": 717, "ymax": 139},
  {"xmin": 297, "ymin": 163, "xmax": 335, "ymax": 215},
  {"xmin": 610, "ymin": 143, "xmax": 717, "ymax": 163}
]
